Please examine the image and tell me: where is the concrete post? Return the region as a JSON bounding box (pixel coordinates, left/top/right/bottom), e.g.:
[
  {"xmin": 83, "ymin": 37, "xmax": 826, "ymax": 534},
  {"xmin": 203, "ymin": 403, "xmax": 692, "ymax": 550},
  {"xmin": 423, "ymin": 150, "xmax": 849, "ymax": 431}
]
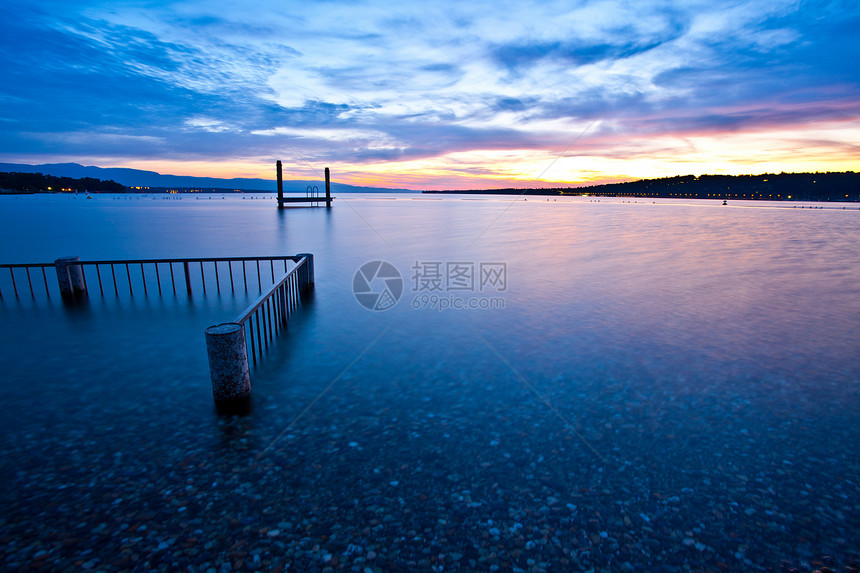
[
  {"xmin": 55, "ymin": 256, "xmax": 87, "ymax": 300},
  {"xmin": 296, "ymin": 253, "xmax": 314, "ymax": 288},
  {"xmin": 205, "ymin": 323, "xmax": 251, "ymax": 404}
]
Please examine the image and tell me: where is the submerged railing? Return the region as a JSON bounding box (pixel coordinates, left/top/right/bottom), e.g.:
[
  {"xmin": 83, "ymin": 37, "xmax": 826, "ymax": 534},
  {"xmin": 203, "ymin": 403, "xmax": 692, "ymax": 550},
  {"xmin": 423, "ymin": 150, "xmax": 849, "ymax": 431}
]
[
  {"xmin": 204, "ymin": 254, "xmax": 314, "ymax": 410},
  {"xmin": 2, "ymin": 253, "xmax": 316, "ymax": 411},
  {"xmin": 0, "ymin": 262, "xmax": 53, "ymax": 300},
  {"xmin": 0, "ymin": 255, "xmax": 297, "ymax": 300},
  {"xmin": 234, "ymin": 253, "xmax": 313, "ymax": 367}
]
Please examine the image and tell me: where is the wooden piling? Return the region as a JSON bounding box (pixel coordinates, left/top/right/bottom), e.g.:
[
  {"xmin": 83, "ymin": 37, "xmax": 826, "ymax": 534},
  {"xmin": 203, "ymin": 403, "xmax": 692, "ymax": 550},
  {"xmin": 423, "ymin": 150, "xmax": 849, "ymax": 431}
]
[
  {"xmin": 325, "ymin": 167, "xmax": 331, "ymax": 208},
  {"xmin": 276, "ymin": 160, "xmax": 284, "ymax": 207}
]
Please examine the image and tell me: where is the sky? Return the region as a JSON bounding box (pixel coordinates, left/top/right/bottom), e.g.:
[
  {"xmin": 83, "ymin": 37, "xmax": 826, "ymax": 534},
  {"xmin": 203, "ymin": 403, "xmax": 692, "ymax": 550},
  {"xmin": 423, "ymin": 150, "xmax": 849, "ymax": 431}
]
[{"xmin": 1, "ymin": 0, "xmax": 858, "ymax": 190}]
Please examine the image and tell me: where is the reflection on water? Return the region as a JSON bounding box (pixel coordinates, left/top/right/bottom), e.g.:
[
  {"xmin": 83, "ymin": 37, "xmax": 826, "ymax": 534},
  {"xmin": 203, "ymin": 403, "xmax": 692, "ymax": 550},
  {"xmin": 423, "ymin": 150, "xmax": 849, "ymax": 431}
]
[{"xmin": 1, "ymin": 194, "xmax": 859, "ymax": 571}]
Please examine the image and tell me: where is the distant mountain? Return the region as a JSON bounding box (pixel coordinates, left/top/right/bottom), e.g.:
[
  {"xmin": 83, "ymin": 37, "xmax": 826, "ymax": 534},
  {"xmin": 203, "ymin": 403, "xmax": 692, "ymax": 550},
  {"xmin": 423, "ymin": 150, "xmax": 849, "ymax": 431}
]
[{"xmin": 0, "ymin": 162, "xmax": 416, "ymax": 193}]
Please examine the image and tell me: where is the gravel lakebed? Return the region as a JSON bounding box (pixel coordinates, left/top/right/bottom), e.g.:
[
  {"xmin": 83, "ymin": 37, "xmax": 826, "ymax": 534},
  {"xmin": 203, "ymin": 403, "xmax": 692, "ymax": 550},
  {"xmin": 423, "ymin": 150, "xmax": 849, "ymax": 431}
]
[{"xmin": 2, "ymin": 329, "xmax": 858, "ymax": 573}]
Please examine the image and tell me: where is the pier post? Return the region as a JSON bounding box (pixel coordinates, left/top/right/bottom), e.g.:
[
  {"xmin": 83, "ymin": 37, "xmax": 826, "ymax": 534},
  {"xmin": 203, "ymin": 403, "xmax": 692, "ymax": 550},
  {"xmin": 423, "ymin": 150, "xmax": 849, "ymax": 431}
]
[
  {"xmin": 205, "ymin": 323, "xmax": 251, "ymax": 409},
  {"xmin": 276, "ymin": 160, "xmax": 284, "ymax": 208},
  {"xmin": 325, "ymin": 167, "xmax": 331, "ymax": 208},
  {"xmin": 55, "ymin": 256, "xmax": 87, "ymax": 300}
]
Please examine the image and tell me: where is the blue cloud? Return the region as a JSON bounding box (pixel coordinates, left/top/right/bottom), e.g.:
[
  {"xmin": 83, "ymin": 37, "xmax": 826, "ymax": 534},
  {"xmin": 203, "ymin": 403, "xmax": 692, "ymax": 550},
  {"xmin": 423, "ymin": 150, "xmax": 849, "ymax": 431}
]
[
  {"xmin": 492, "ymin": 38, "xmax": 663, "ymax": 69},
  {"xmin": 0, "ymin": 4, "xmax": 312, "ymax": 157},
  {"xmin": 490, "ymin": 8, "xmax": 687, "ymax": 72}
]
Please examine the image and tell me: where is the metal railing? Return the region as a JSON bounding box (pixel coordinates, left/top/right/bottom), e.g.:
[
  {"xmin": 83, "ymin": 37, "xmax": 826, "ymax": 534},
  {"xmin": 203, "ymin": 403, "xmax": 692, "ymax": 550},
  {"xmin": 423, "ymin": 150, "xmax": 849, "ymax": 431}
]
[
  {"xmin": 0, "ymin": 263, "xmax": 53, "ymax": 299},
  {"xmin": 233, "ymin": 253, "xmax": 314, "ymax": 367},
  {"xmin": 2, "ymin": 252, "xmax": 316, "ymax": 405},
  {"xmin": 0, "ymin": 255, "xmax": 299, "ymax": 300}
]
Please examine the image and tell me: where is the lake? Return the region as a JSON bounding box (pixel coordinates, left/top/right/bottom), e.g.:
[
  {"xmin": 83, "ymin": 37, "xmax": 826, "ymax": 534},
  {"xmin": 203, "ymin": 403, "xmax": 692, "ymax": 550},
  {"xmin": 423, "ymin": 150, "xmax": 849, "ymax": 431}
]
[{"xmin": 1, "ymin": 193, "xmax": 858, "ymax": 571}]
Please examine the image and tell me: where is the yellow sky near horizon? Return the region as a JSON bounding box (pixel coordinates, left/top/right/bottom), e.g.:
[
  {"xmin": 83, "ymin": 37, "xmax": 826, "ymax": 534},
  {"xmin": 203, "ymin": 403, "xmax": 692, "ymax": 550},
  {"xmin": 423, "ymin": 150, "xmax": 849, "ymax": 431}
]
[{"xmin": 73, "ymin": 119, "xmax": 859, "ymax": 190}]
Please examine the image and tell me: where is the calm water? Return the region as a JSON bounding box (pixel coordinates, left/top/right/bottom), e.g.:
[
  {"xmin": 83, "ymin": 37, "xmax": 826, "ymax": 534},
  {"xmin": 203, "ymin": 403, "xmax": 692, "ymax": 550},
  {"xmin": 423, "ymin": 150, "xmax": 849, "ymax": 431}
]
[{"xmin": 1, "ymin": 193, "xmax": 858, "ymax": 571}]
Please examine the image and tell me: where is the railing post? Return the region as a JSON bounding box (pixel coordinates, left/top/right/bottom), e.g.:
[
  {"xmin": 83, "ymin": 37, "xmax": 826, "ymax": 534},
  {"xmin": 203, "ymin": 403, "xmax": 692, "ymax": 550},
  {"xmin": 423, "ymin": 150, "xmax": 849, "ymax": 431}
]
[
  {"xmin": 205, "ymin": 323, "xmax": 251, "ymax": 411},
  {"xmin": 296, "ymin": 253, "xmax": 314, "ymax": 291},
  {"xmin": 55, "ymin": 256, "xmax": 87, "ymax": 301},
  {"xmin": 183, "ymin": 261, "xmax": 192, "ymax": 294}
]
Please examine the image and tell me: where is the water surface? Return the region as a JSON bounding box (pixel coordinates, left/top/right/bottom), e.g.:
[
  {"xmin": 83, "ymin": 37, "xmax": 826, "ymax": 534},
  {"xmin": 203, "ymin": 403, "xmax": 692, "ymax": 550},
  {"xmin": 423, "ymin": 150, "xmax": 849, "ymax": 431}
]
[{"xmin": 1, "ymin": 193, "xmax": 858, "ymax": 571}]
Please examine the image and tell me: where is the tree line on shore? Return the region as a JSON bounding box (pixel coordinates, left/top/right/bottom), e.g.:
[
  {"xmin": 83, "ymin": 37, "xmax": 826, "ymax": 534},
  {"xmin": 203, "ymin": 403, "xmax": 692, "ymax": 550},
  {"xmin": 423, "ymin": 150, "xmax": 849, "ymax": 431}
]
[
  {"xmin": 0, "ymin": 171, "xmax": 126, "ymax": 193},
  {"xmin": 427, "ymin": 172, "xmax": 860, "ymax": 201}
]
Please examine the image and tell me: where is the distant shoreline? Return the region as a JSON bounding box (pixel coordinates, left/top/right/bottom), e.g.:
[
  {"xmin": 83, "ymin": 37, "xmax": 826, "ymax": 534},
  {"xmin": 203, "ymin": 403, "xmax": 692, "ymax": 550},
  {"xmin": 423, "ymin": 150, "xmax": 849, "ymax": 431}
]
[
  {"xmin": 0, "ymin": 188, "xmax": 392, "ymax": 195},
  {"xmin": 3, "ymin": 170, "xmax": 859, "ymax": 202},
  {"xmin": 425, "ymin": 172, "xmax": 860, "ymax": 202}
]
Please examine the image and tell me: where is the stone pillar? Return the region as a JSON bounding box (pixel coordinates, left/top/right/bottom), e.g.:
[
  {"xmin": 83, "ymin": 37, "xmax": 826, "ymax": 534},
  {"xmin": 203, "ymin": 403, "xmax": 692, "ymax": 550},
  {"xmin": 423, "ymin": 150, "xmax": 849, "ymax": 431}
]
[
  {"xmin": 55, "ymin": 256, "xmax": 87, "ymax": 300},
  {"xmin": 205, "ymin": 323, "xmax": 251, "ymax": 405}
]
